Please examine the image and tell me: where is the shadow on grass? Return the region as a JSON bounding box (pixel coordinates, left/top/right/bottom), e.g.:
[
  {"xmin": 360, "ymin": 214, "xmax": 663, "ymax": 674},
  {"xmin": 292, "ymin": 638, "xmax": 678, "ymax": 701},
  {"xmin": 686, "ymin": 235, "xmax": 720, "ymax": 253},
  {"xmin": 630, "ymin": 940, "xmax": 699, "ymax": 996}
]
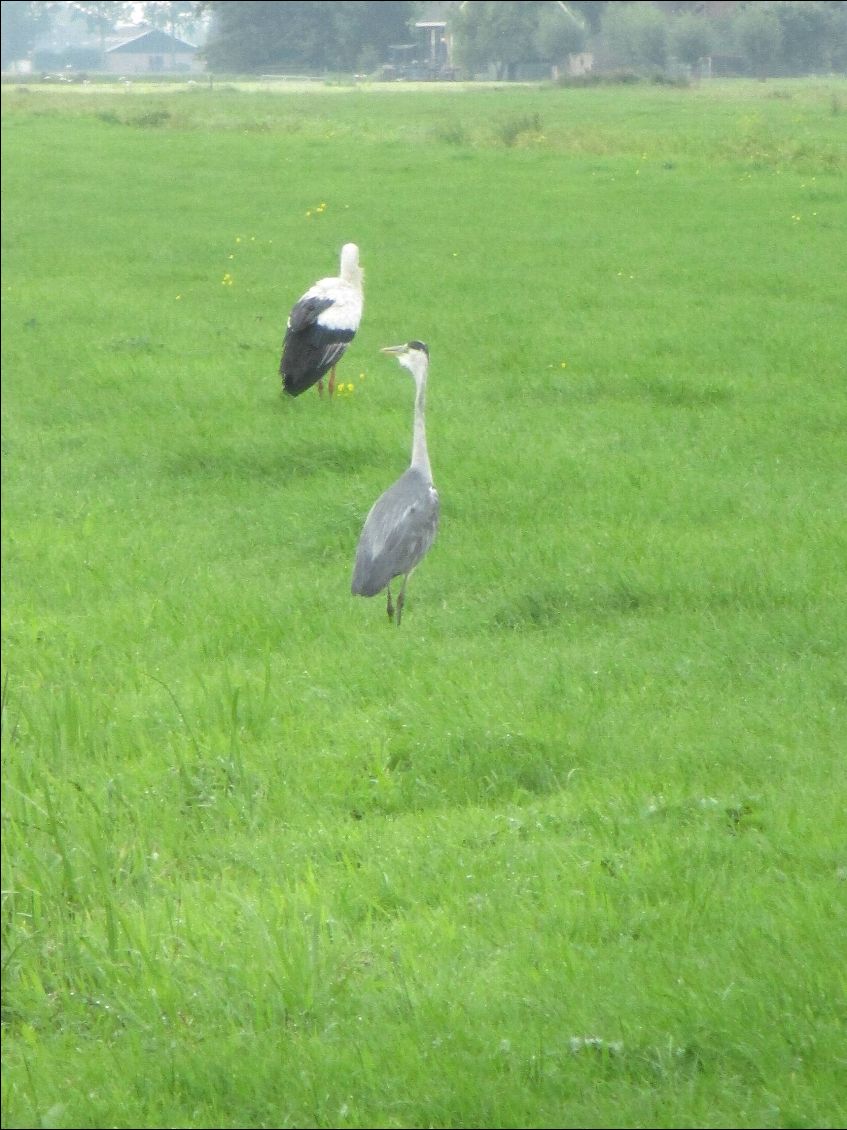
[
  {"xmin": 515, "ymin": 373, "xmax": 735, "ymax": 408},
  {"xmin": 493, "ymin": 583, "xmax": 652, "ymax": 631},
  {"xmin": 491, "ymin": 577, "xmax": 795, "ymax": 630},
  {"xmin": 166, "ymin": 436, "xmax": 384, "ymax": 482}
]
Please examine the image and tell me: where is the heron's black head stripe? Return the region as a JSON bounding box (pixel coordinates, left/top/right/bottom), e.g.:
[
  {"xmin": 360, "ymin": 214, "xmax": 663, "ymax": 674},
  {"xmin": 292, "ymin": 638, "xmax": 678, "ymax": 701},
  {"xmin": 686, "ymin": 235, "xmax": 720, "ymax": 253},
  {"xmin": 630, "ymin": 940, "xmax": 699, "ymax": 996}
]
[{"xmin": 407, "ymin": 340, "xmax": 429, "ymax": 356}]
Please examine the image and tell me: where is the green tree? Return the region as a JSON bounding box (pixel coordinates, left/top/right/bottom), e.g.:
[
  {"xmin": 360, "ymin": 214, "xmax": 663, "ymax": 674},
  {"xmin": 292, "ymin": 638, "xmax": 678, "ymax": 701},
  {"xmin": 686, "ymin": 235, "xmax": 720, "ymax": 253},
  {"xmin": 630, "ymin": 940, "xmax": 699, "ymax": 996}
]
[
  {"xmin": 204, "ymin": 1, "xmax": 326, "ymax": 71},
  {"xmin": 451, "ymin": 1, "xmax": 548, "ymax": 80},
  {"xmin": 534, "ymin": 4, "xmax": 587, "ymax": 67},
  {"xmin": 566, "ymin": 0, "xmax": 611, "ymax": 33},
  {"xmin": 601, "ymin": 1, "xmax": 668, "ymax": 72},
  {"xmin": 732, "ymin": 4, "xmax": 783, "ymax": 77},
  {"xmin": 669, "ymin": 11, "xmax": 714, "ymax": 72},
  {"xmin": 827, "ymin": 2, "xmax": 847, "ymax": 71},
  {"xmin": 770, "ymin": 1, "xmax": 843, "ymax": 74},
  {"xmin": 0, "ymin": 0, "xmax": 50, "ymax": 67},
  {"xmin": 329, "ymin": 1, "xmax": 417, "ymax": 70},
  {"xmin": 141, "ymin": 2, "xmax": 200, "ymax": 39},
  {"xmin": 67, "ymin": 1, "xmax": 134, "ymax": 55},
  {"xmin": 202, "ymin": 1, "xmax": 414, "ymax": 73}
]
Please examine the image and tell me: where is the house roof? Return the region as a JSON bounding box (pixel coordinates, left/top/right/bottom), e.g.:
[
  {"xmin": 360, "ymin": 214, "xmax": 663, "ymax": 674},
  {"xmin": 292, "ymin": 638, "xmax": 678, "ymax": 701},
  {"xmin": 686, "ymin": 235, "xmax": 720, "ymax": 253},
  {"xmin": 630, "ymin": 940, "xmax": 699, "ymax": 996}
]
[{"xmin": 107, "ymin": 29, "xmax": 196, "ymax": 55}]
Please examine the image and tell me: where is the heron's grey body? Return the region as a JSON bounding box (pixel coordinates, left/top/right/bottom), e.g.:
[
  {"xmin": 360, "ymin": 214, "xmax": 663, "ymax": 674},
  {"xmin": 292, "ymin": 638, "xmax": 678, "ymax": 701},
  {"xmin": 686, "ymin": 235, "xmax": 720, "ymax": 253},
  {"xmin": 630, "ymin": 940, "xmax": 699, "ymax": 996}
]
[
  {"xmin": 351, "ymin": 341, "xmax": 439, "ymax": 624},
  {"xmin": 351, "ymin": 466, "xmax": 439, "ymax": 597}
]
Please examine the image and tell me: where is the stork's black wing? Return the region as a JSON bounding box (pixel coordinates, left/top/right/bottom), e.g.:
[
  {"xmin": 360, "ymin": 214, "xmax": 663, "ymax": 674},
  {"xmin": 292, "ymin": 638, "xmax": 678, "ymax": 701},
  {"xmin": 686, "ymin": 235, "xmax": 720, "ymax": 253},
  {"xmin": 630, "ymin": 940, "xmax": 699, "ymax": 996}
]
[
  {"xmin": 287, "ymin": 295, "xmax": 335, "ymax": 334},
  {"xmin": 280, "ymin": 297, "xmax": 355, "ymax": 396}
]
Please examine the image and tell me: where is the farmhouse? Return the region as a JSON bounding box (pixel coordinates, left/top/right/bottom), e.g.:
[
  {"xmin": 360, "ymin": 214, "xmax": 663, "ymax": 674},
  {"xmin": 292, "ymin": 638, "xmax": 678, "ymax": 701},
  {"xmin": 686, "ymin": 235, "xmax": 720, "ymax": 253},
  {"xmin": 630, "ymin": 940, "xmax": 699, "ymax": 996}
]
[{"xmin": 105, "ymin": 29, "xmax": 202, "ymax": 75}]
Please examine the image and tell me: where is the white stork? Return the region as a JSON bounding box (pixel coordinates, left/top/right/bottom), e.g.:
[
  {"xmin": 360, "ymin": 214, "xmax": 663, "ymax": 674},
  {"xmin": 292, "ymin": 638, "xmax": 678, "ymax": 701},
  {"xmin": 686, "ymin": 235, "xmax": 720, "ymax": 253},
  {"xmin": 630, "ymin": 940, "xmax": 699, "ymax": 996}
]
[{"xmin": 280, "ymin": 243, "xmax": 364, "ymax": 398}]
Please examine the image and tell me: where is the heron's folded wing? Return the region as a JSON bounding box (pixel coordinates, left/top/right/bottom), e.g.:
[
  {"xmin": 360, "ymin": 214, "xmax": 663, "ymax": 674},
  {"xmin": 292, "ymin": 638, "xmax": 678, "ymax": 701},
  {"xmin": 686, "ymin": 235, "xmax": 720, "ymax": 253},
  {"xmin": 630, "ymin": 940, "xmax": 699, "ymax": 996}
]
[{"xmin": 352, "ymin": 485, "xmax": 439, "ymax": 596}]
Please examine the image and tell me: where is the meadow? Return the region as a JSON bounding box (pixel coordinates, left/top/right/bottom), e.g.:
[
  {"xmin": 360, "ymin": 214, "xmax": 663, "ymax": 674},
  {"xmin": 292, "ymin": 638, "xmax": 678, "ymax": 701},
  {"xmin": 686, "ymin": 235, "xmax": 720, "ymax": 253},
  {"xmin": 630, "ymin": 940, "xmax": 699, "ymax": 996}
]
[{"xmin": 1, "ymin": 75, "xmax": 846, "ymax": 1129}]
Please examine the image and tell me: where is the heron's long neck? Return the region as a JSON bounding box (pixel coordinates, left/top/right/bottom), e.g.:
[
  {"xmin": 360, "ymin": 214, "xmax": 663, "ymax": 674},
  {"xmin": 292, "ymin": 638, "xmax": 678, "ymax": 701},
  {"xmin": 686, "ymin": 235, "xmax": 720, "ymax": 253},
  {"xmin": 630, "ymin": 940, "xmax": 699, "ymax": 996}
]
[{"xmin": 411, "ymin": 369, "xmax": 432, "ymax": 482}]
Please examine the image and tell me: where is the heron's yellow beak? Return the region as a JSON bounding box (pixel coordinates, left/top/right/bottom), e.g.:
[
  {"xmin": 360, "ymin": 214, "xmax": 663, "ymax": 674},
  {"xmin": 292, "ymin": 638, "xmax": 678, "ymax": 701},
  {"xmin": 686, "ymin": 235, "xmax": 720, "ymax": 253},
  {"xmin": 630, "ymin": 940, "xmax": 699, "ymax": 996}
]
[{"xmin": 380, "ymin": 345, "xmax": 405, "ymax": 355}]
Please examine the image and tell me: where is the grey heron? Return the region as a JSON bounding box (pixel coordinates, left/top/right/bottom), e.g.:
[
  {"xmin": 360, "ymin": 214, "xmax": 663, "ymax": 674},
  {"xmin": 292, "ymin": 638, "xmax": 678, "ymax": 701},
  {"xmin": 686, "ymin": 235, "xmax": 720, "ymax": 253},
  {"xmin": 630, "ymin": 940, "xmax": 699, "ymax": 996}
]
[
  {"xmin": 280, "ymin": 243, "xmax": 364, "ymax": 398},
  {"xmin": 351, "ymin": 341, "xmax": 439, "ymax": 626}
]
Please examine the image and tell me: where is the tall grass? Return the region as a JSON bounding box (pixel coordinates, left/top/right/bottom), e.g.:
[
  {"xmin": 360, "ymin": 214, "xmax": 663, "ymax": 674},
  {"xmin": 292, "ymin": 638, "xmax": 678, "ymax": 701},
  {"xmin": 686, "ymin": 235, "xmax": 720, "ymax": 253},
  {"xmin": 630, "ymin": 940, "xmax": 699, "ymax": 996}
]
[{"xmin": 2, "ymin": 78, "xmax": 846, "ymax": 1129}]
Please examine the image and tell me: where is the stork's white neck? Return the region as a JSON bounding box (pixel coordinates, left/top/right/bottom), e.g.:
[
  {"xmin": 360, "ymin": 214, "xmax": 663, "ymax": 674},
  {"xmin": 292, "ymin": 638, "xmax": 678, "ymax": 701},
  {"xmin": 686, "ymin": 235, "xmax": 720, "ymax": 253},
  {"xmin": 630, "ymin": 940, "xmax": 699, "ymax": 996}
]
[{"xmin": 339, "ymin": 243, "xmax": 363, "ymax": 291}]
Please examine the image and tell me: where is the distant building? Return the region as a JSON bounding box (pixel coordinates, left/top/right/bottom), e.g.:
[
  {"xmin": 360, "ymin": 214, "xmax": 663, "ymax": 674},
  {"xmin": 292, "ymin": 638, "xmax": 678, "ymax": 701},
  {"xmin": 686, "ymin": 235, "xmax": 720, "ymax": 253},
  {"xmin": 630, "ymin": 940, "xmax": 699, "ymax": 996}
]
[
  {"xmin": 105, "ymin": 29, "xmax": 202, "ymax": 75},
  {"xmin": 412, "ymin": 0, "xmax": 456, "ymax": 77},
  {"xmin": 565, "ymin": 52, "xmax": 594, "ymax": 77},
  {"xmin": 415, "ymin": 21, "xmax": 452, "ymax": 73}
]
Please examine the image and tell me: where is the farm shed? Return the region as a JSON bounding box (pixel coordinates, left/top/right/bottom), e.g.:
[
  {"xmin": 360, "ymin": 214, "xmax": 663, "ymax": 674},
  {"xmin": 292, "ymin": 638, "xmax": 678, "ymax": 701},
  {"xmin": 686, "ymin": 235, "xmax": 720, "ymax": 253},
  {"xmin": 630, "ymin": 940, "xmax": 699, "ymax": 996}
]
[{"xmin": 106, "ymin": 29, "xmax": 202, "ymax": 75}]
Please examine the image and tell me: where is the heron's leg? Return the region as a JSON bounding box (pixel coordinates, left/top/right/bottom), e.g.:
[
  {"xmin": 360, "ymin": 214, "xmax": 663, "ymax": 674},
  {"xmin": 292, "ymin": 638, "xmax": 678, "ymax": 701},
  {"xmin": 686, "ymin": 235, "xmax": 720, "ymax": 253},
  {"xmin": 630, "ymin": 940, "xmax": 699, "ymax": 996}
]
[
  {"xmin": 317, "ymin": 378, "xmax": 325, "ymax": 398},
  {"xmin": 386, "ymin": 583, "xmax": 394, "ymax": 622},
  {"xmin": 395, "ymin": 576, "xmax": 409, "ymax": 627},
  {"xmin": 328, "ymin": 365, "xmax": 337, "ymax": 398}
]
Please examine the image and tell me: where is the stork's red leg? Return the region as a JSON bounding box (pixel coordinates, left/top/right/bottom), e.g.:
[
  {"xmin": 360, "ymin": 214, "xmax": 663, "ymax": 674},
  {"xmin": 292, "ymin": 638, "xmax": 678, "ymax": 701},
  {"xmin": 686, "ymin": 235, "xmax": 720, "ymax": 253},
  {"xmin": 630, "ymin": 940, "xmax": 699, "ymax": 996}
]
[{"xmin": 328, "ymin": 365, "xmax": 337, "ymax": 397}]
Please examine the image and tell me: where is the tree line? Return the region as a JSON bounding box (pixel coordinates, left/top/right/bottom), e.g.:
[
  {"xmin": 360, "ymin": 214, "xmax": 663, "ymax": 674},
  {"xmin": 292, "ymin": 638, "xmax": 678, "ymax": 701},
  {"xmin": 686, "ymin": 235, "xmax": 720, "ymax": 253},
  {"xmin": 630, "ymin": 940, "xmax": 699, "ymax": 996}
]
[
  {"xmin": 2, "ymin": 1, "xmax": 846, "ymax": 79},
  {"xmin": 450, "ymin": 1, "xmax": 845, "ymax": 81}
]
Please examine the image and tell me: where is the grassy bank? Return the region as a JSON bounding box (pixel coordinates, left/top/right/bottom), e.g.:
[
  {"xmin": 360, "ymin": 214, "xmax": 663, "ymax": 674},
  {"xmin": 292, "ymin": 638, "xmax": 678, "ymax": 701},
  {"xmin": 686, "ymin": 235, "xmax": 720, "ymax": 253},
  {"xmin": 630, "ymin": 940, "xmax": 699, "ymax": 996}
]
[{"xmin": 2, "ymin": 78, "xmax": 846, "ymax": 1128}]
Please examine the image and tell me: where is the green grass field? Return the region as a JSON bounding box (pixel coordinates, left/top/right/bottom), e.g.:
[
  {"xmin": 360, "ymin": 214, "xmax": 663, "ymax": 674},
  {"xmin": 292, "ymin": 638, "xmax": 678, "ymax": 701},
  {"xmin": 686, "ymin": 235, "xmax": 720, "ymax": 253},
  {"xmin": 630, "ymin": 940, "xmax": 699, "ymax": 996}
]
[{"xmin": 2, "ymin": 76, "xmax": 846, "ymax": 1129}]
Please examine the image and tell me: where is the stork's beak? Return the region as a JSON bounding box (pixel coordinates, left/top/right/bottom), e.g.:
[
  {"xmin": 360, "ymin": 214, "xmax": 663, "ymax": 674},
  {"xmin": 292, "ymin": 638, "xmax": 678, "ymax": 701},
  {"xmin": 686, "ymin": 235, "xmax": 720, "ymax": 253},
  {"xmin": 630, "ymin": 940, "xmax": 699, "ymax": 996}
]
[{"xmin": 380, "ymin": 345, "xmax": 405, "ymax": 355}]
